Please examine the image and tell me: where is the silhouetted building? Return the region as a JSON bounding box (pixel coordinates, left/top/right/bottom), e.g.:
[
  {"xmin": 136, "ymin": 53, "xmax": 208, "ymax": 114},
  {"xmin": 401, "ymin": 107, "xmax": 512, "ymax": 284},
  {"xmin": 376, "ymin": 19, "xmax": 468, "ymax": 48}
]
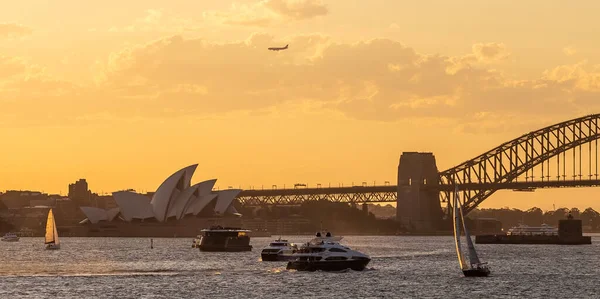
[
  {"xmin": 68, "ymin": 179, "xmax": 92, "ymax": 206},
  {"xmin": 473, "ymin": 218, "xmax": 503, "ymax": 235},
  {"xmin": 95, "ymin": 195, "xmax": 118, "ymax": 210},
  {"xmin": 396, "ymin": 152, "xmax": 443, "ymax": 232},
  {"xmin": 0, "ymin": 191, "xmax": 49, "ymax": 209},
  {"xmin": 29, "ymin": 198, "xmax": 56, "ymax": 207}
]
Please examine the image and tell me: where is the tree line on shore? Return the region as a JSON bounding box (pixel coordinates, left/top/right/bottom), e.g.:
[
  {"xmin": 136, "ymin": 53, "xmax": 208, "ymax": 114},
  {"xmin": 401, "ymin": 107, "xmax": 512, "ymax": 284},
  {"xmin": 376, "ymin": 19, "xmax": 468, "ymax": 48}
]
[
  {"xmin": 470, "ymin": 207, "xmax": 600, "ymax": 230},
  {"xmin": 237, "ymin": 200, "xmax": 403, "ymax": 234}
]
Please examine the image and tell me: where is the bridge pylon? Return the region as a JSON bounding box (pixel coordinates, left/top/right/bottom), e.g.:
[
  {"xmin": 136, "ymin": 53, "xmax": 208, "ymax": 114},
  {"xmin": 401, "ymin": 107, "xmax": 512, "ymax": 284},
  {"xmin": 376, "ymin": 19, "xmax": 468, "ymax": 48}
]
[{"xmin": 396, "ymin": 152, "xmax": 444, "ymax": 232}]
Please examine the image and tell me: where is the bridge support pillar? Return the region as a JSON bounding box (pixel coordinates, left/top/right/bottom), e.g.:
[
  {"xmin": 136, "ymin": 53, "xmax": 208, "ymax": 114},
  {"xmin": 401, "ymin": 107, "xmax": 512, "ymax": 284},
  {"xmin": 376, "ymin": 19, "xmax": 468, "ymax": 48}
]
[{"xmin": 396, "ymin": 152, "xmax": 443, "ymax": 232}]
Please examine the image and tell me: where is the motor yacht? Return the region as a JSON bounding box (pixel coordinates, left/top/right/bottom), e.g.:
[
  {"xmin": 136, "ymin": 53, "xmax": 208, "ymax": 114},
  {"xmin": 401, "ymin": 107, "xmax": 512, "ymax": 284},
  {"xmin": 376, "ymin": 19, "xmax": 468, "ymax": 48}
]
[
  {"xmin": 1, "ymin": 232, "xmax": 19, "ymax": 242},
  {"xmin": 286, "ymin": 232, "xmax": 370, "ymax": 271},
  {"xmin": 261, "ymin": 237, "xmax": 298, "ymax": 261}
]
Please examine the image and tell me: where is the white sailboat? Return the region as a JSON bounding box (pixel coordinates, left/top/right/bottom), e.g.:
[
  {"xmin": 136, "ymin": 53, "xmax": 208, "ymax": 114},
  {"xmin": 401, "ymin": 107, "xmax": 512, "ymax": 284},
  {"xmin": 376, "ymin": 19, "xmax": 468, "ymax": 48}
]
[
  {"xmin": 45, "ymin": 209, "xmax": 60, "ymax": 250},
  {"xmin": 453, "ymin": 187, "xmax": 489, "ymax": 277}
]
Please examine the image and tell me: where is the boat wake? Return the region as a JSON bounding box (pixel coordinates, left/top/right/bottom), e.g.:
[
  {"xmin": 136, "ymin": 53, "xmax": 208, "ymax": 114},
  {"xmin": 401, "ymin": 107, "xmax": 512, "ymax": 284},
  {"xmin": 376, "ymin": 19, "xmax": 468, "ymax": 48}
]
[
  {"xmin": 0, "ymin": 268, "xmax": 232, "ymax": 278},
  {"xmin": 1, "ymin": 270, "xmax": 182, "ymax": 278},
  {"xmin": 372, "ymin": 249, "xmax": 451, "ymax": 259},
  {"xmin": 285, "ymin": 267, "xmax": 376, "ymax": 274},
  {"xmin": 267, "ymin": 268, "xmax": 285, "ymax": 274}
]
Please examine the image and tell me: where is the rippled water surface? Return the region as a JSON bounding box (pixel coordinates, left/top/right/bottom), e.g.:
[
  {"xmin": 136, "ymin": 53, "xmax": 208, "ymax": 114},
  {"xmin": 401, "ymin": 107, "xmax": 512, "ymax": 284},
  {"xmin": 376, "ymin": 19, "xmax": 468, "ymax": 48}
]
[{"xmin": 1, "ymin": 235, "xmax": 600, "ymax": 298}]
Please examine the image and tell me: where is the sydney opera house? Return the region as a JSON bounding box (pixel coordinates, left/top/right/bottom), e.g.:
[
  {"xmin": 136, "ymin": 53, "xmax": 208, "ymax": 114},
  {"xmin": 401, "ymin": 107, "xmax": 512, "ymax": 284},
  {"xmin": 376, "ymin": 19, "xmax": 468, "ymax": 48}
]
[{"xmin": 77, "ymin": 164, "xmax": 244, "ymax": 236}]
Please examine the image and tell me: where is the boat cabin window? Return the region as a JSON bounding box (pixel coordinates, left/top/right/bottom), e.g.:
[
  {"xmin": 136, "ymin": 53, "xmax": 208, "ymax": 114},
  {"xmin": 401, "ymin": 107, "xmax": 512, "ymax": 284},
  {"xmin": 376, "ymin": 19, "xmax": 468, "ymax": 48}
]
[
  {"xmin": 299, "ymin": 256, "xmax": 322, "ymax": 261},
  {"xmin": 270, "ymin": 242, "xmax": 288, "ymax": 246},
  {"xmin": 325, "ymin": 256, "xmax": 347, "ymax": 261},
  {"xmin": 298, "ymin": 247, "xmax": 326, "ymax": 253},
  {"xmin": 328, "ymin": 248, "xmax": 347, "ymax": 252},
  {"xmin": 203, "ymin": 231, "xmax": 246, "ymax": 238},
  {"xmin": 262, "ymin": 249, "xmax": 281, "ymax": 253}
]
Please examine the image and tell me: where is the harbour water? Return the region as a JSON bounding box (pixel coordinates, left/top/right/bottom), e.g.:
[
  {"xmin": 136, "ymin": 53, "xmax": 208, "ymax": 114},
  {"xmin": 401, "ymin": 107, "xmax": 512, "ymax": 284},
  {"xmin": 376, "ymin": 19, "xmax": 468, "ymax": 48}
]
[{"xmin": 1, "ymin": 235, "xmax": 599, "ymax": 298}]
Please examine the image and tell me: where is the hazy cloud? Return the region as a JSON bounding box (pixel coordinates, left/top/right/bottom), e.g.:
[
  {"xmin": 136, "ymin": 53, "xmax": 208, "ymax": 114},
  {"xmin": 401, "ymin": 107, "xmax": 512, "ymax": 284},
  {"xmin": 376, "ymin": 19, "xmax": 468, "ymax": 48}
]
[
  {"xmin": 542, "ymin": 61, "xmax": 600, "ymax": 91},
  {"xmin": 205, "ymin": 0, "xmax": 328, "ymax": 27},
  {"xmin": 264, "ymin": 0, "xmax": 328, "ymax": 20},
  {"xmin": 0, "ymin": 23, "xmax": 32, "ymax": 39},
  {"xmin": 563, "ymin": 46, "xmax": 577, "ymax": 56},
  {"xmin": 2, "ymin": 34, "xmax": 600, "ymax": 131},
  {"xmin": 95, "ymin": 36, "xmax": 600, "ymax": 125},
  {"xmin": 472, "ymin": 42, "xmax": 510, "ymax": 62},
  {"xmin": 0, "ymin": 56, "xmax": 28, "ymax": 79},
  {"xmin": 107, "ymin": 9, "xmax": 199, "ymax": 33}
]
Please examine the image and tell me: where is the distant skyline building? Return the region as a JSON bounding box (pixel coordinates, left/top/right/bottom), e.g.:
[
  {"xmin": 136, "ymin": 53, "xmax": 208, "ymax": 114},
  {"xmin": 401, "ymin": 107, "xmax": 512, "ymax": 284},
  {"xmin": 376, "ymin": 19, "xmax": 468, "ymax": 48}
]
[
  {"xmin": 68, "ymin": 179, "xmax": 92, "ymax": 206},
  {"xmin": 0, "ymin": 190, "xmax": 50, "ymax": 209},
  {"xmin": 79, "ymin": 164, "xmax": 242, "ymax": 224}
]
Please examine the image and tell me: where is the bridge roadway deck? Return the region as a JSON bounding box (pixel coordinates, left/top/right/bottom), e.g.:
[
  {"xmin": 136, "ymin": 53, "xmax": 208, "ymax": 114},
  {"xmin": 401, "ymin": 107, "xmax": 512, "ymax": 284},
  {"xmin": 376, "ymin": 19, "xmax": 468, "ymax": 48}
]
[{"xmin": 236, "ymin": 179, "xmax": 600, "ymax": 204}]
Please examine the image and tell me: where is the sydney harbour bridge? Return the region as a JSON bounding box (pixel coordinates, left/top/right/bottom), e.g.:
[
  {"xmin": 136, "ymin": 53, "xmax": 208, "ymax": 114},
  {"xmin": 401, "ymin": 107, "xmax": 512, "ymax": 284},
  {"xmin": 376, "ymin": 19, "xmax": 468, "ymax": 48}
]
[{"xmin": 236, "ymin": 114, "xmax": 600, "ymax": 231}]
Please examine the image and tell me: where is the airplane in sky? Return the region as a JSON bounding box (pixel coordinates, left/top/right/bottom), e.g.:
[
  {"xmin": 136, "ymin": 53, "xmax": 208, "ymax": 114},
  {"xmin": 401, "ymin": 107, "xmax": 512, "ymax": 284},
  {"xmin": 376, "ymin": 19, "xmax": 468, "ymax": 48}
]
[{"xmin": 268, "ymin": 44, "xmax": 288, "ymax": 51}]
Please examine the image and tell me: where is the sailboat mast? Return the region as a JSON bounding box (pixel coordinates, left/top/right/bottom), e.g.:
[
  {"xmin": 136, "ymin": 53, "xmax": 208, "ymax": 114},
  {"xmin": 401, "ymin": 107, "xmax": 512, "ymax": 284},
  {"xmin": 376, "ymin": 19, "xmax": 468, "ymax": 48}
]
[
  {"xmin": 458, "ymin": 199, "xmax": 481, "ymax": 266},
  {"xmin": 51, "ymin": 209, "xmax": 54, "ymax": 244},
  {"xmin": 453, "ymin": 185, "xmax": 468, "ymax": 270}
]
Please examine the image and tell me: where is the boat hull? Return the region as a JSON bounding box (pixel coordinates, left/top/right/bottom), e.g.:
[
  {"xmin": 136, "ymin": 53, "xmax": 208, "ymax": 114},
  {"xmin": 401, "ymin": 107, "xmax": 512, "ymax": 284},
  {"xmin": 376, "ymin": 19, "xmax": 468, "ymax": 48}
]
[
  {"xmin": 462, "ymin": 268, "xmax": 490, "ymax": 277},
  {"xmin": 261, "ymin": 253, "xmax": 296, "ymax": 261},
  {"xmin": 286, "ymin": 259, "xmax": 370, "ymax": 272},
  {"xmin": 45, "ymin": 244, "xmax": 60, "ymax": 250}
]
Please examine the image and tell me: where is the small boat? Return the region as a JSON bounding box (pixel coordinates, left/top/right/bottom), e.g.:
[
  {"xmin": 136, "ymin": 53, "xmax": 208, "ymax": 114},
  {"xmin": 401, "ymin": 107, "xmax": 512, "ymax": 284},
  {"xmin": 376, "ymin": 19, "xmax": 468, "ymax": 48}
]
[
  {"xmin": 261, "ymin": 237, "xmax": 298, "ymax": 261},
  {"xmin": 453, "ymin": 187, "xmax": 489, "ymax": 277},
  {"xmin": 286, "ymin": 232, "xmax": 370, "ymax": 271},
  {"xmin": 44, "ymin": 209, "xmax": 60, "ymax": 250},
  {"xmin": 196, "ymin": 225, "xmax": 252, "ymax": 252},
  {"xmin": 1, "ymin": 232, "xmax": 20, "ymax": 242}
]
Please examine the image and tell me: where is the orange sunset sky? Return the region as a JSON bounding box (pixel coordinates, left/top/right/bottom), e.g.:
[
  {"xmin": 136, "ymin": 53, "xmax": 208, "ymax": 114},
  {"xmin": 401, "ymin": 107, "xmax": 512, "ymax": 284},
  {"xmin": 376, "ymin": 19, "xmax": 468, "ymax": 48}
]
[{"xmin": 2, "ymin": 0, "xmax": 600, "ymax": 211}]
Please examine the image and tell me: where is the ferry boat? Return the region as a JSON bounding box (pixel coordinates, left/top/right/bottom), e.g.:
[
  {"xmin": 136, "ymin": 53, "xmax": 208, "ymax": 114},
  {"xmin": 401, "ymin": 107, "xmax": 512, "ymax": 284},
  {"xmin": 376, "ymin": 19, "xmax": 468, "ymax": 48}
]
[
  {"xmin": 1, "ymin": 232, "xmax": 19, "ymax": 242},
  {"xmin": 195, "ymin": 226, "xmax": 252, "ymax": 252},
  {"xmin": 260, "ymin": 237, "xmax": 298, "ymax": 261},
  {"xmin": 286, "ymin": 232, "xmax": 370, "ymax": 271},
  {"xmin": 506, "ymin": 224, "xmax": 558, "ymax": 236}
]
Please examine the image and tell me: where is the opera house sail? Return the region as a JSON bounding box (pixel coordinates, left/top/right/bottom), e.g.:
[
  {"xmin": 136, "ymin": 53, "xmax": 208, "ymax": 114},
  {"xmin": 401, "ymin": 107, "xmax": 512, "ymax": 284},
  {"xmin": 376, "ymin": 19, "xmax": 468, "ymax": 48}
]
[{"xmin": 78, "ymin": 164, "xmax": 243, "ymax": 228}]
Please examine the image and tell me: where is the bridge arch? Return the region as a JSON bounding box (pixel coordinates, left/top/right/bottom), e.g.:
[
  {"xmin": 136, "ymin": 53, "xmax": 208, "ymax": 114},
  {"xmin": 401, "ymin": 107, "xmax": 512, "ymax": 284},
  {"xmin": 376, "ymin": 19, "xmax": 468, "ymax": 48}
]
[{"xmin": 440, "ymin": 114, "xmax": 600, "ymax": 214}]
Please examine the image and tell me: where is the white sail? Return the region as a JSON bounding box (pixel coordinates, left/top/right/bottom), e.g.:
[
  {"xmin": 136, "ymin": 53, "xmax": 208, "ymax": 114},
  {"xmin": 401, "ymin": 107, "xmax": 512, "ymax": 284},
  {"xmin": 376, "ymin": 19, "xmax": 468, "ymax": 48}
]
[
  {"xmin": 45, "ymin": 209, "xmax": 58, "ymax": 245},
  {"xmin": 457, "ymin": 197, "xmax": 480, "ymax": 267},
  {"xmin": 452, "ymin": 188, "xmax": 468, "ymax": 270},
  {"xmin": 53, "ymin": 213, "xmax": 60, "ymax": 246}
]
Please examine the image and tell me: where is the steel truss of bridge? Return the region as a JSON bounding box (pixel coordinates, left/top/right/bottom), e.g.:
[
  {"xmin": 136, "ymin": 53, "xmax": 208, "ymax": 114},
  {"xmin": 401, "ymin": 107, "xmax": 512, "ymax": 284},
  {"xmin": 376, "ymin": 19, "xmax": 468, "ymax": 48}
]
[
  {"xmin": 236, "ymin": 179, "xmax": 600, "ymax": 206},
  {"xmin": 237, "ymin": 186, "xmax": 397, "ymax": 206},
  {"xmin": 238, "ymin": 114, "xmax": 600, "ymax": 212}
]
